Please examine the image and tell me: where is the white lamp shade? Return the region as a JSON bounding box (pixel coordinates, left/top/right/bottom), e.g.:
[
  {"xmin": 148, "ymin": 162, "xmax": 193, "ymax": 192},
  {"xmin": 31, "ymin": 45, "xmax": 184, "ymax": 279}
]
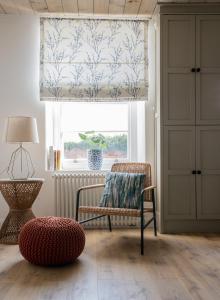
[{"xmin": 5, "ymin": 116, "xmax": 39, "ymax": 144}]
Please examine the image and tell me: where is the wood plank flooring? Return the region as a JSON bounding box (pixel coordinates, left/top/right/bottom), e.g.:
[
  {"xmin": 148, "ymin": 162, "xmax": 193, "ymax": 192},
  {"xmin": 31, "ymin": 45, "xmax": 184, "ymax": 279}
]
[{"xmin": 0, "ymin": 229, "xmax": 220, "ymax": 300}]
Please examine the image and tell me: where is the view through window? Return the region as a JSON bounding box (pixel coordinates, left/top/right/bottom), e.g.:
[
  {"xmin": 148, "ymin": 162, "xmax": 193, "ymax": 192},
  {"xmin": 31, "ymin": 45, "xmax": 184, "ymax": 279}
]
[{"xmin": 61, "ymin": 103, "xmax": 128, "ymax": 163}]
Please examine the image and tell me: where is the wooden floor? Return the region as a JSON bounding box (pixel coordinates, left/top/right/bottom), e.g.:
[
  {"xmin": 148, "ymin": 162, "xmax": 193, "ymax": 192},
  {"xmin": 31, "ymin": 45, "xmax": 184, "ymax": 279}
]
[{"xmin": 0, "ymin": 229, "xmax": 220, "ymax": 300}]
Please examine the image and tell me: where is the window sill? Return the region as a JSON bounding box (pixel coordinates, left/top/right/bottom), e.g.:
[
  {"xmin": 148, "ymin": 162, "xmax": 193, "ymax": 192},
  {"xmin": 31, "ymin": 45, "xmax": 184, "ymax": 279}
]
[{"xmin": 48, "ymin": 159, "xmax": 129, "ymax": 174}]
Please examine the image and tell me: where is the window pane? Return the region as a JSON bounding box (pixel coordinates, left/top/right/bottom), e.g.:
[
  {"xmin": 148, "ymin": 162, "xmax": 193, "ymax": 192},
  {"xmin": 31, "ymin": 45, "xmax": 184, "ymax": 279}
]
[
  {"xmin": 61, "ymin": 102, "xmax": 128, "ymax": 163},
  {"xmin": 103, "ymin": 133, "xmax": 128, "ymax": 159},
  {"xmin": 61, "ymin": 102, "xmax": 128, "ymax": 132},
  {"xmin": 63, "ymin": 132, "xmax": 128, "ymax": 160}
]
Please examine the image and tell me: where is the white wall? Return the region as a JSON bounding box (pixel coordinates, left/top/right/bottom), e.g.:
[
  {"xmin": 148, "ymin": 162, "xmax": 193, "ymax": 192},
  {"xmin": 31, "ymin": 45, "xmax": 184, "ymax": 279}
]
[
  {"xmin": 0, "ymin": 15, "xmax": 156, "ymax": 224},
  {"xmin": 146, "ymin": 20, "xmax": 156, "ymax": 183},
  {"xmin": 0, "ymin": 15, "xmax": 54, "ymax": 223}
]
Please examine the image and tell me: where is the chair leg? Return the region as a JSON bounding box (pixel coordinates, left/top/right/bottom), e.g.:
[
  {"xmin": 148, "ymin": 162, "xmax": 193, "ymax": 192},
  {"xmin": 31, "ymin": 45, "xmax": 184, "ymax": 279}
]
[
  {"xmin": 141, "ymin": 212, "xmax": 144, "ymax": 255},
  {"xmin": 76, "ymin": 189, "xmax": 81, "ymax": 221},
  {"xmin": 140, "ymin": 193, "xmax": 144, "ymax": 255},
  {"xmin": 152, "ymin": 190, "xmax": 157, "ymax": 236},
  {"xmin": 153, "ymin": 213, "xmax": 157, "ymax": 237},
  {"xmin": 107, "ymin": 215, "xmax": 112, "ymax": 232}
]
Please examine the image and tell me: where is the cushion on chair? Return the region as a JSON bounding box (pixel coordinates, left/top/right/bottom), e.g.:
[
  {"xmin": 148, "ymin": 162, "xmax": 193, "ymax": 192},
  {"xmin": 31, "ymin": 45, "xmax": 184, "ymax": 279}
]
[
  {"xmin": 99, "ymin": 172, "xmax": 145, "ymax": 209},
  {"xmin": 19, "ymin": 217, "xmax": 85, "ymax": 266}
]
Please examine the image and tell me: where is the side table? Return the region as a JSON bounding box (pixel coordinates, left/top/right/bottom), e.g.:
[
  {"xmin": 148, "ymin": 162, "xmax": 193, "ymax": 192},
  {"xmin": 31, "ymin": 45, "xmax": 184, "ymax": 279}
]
[{"xmin": 0, "ymin": 179, "xmax": 44, "ymax": 244}]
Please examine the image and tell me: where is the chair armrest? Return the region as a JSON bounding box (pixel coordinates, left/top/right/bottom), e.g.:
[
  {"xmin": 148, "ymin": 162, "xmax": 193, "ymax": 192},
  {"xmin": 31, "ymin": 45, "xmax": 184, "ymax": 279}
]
[
  {"xmin": 141, "ymin": 185, "xmax": 156, "ymax": 194},
  {"xmin": 76, "ymin": 183, "xmax": 105, "ymax": 221},
  {"xmin": 140, "ymin": 186, "xmax": 156, "ymax": 212},
  {"xmin": 78, "ymin": 184, "xmax": 105, "ymax": 192}
]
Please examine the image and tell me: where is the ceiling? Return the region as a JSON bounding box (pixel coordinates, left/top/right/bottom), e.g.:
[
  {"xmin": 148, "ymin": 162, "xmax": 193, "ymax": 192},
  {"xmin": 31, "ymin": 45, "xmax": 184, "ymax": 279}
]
[
  {"xmin": 0, "ymin": 0, "xmax": 156, "ymax": 17},
  {"xmin": 0, "ymin": 1, "xmax": 219, "ymax": 18}
]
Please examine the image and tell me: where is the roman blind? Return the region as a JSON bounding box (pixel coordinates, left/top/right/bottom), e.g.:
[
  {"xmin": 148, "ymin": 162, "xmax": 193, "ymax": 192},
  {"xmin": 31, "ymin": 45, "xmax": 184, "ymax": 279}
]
[{"xmin": 40, "ymin": 18, "xmax": 148, "ymax": 102}]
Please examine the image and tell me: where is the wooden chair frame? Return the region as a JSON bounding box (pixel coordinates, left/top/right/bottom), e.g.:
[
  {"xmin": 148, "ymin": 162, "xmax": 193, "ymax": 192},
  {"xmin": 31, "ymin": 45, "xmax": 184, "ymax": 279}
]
[{"xmin": 75, "ymin": 163, "xmax": 157, "ymax": 255}]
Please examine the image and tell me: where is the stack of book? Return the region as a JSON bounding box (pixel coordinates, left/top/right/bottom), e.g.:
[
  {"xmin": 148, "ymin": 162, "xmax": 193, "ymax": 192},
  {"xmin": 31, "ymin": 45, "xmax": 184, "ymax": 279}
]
[{"xmin": 48, "ymin": 146, "xmax": 61, "ymax": 171}]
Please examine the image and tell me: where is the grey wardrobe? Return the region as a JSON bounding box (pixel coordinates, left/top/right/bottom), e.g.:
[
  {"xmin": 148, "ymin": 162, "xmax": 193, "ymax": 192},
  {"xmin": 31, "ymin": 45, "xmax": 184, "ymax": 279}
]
[{"xmin": 159, "ymin": 10, "xmax": 220, "ymax": 232}]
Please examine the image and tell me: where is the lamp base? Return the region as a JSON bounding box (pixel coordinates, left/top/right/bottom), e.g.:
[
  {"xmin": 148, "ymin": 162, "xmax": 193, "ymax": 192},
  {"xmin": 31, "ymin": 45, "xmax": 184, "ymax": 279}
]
[{"xmin": 7, "ymin": 144, "xmax": 35, "ymax": 180}]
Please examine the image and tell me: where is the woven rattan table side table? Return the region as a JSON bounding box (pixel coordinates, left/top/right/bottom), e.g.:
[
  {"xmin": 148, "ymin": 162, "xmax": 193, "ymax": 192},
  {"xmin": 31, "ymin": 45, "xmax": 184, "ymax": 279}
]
[{"xmin": 0, "ymin": 179, "xmax": 44, "ymax": 244}]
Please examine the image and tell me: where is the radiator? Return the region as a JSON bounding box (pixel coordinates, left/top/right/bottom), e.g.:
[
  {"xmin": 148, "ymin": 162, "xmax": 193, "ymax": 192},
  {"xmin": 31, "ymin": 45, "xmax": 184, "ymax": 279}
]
[{"xmin": 54, "ymin": 172, "xmax": 139, "ymax": 228}]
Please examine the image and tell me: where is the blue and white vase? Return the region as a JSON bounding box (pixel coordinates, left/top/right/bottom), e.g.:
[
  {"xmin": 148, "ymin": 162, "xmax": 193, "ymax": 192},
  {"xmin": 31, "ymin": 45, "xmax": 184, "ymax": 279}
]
[{"xmin": 88, "ymin": 149, "xmax": 103, "ymax": 170}]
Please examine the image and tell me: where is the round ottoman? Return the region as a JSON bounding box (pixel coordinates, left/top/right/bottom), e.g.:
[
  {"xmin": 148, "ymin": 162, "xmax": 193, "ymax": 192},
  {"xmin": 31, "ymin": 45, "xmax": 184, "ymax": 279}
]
[{"xmin": 18, "ymin": 217, "xmax": 85, "ymax": 266}]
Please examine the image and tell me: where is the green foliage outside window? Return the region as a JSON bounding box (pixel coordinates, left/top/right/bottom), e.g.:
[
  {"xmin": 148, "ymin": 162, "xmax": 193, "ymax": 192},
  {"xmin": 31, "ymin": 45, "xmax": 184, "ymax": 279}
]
[{"xmin": 64, "ymin": 133, "xmax": 127, "ymax": 159}]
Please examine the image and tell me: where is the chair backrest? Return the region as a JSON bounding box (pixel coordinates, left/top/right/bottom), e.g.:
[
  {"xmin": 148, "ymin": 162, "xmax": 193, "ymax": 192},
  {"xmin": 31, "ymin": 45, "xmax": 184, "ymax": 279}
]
[{"xmin": 111, "ymin": 163, "xmax": 152, "ymax": 202}]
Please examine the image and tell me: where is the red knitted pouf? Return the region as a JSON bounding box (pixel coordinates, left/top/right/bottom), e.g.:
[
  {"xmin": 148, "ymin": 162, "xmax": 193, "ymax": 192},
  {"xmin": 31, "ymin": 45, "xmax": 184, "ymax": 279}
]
[{"xmin": 18, "ymin": 217, "xmax": 85, "ymax": 266}]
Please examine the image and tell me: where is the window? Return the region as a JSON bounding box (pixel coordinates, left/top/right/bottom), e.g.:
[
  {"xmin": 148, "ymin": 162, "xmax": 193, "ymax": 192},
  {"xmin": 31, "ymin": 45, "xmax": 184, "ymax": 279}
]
[
  {"xmin": 46, "ymin": 102, "xmax": 146, "ymax": 170},
  {"xmin": 42, "ymin": 18, "xmax": 149, "ymax": 171}
]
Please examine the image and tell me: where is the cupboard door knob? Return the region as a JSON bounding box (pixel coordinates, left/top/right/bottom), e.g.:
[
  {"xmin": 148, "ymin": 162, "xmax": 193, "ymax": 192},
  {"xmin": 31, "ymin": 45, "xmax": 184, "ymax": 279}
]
[
  {"xmin": 197, "ymin": 170, "xmax": 202, "ymax": 174},
  {"xmin": 197, "ymin": 68, "xmax": 201, "ymax": 72},
  {"xmin": 191, "ymin": 68, "xmax": 196, "ymax": 72},
  {"xmin": 192, "ymin": 170, "xmax": 196, "ymax": 174}
]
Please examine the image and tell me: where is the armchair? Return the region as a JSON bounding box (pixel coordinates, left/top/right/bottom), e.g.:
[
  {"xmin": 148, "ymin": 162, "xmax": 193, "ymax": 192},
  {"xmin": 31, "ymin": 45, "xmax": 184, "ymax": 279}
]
[{"xmin": 76, "ymin": 163, "xmax": 157, "ymax": 255}]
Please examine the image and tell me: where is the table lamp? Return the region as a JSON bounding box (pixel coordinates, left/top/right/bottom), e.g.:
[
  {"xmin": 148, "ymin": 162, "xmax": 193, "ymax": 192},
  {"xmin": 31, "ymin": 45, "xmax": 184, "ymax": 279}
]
[{"xmin": 5, "ymin": 116, "xmax": 39, "ymax": 180}]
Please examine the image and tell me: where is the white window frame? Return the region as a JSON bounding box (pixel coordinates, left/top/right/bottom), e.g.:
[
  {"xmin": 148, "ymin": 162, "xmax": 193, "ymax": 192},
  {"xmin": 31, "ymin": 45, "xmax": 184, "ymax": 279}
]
[{"xmin": 46, "ymin": 102, "xmax": 146, "ymax": 171}]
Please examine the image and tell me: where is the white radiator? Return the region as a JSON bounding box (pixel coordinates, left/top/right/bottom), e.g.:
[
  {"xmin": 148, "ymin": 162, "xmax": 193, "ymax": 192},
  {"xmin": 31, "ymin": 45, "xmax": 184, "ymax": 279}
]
[{"xmin": 54, "ymin": 172, "xmax": 139, "ymax": 228}]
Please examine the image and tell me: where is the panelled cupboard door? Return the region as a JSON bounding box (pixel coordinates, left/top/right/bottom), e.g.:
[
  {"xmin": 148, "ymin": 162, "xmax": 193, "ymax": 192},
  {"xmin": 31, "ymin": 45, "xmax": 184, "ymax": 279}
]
[
  {"xmin": 196, "ymin": 127, "xmax": 220, "ymax": 219},
  {"xmin": 196, "ymin": 16, "xmax": 220, "ymax": 125},
  {"xmin": 164, "ymin": 127, "xmax": 196, "ymax": 220},
  {"xmin": 163, "ymin": 15, "xmax": 196, "ymax": 125}
]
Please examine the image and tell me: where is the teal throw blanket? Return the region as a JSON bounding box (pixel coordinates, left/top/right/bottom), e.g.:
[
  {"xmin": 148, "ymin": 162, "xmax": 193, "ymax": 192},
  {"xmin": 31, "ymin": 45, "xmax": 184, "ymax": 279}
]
[{"xmin": 100, "ymin": 172, "xmax": 145, "ymax": 209}]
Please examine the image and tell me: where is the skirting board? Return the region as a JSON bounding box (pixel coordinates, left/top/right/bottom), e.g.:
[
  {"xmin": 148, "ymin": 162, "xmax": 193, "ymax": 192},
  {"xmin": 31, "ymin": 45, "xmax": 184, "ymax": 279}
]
[
  {"xmin": 162, "ymin": 220, "xmax": 220, "ymax": 233},
  {"xmin": 0, "ymin": 218, "xmax": 152, "ymax": 230}
]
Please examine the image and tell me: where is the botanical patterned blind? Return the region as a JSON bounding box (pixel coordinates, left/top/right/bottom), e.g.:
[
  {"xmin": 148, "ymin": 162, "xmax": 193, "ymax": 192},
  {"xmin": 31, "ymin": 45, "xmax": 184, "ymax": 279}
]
[{"xmin": 40, "ymin": 18, "xmax": 148, "ymax": 102}]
